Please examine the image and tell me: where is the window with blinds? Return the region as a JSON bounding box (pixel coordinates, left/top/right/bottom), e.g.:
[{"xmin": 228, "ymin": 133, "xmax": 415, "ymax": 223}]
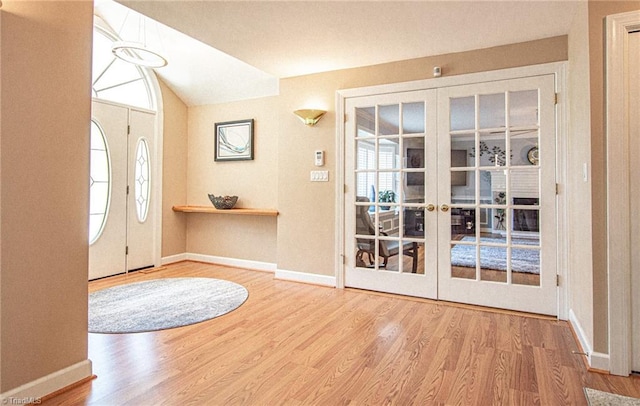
[{"xmin": 356, "ymin": 139, "xmax": 398, "ymax": 200}]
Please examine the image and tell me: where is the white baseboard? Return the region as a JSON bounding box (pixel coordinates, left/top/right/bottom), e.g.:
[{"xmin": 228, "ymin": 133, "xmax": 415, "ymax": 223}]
[
  {"xmin": 275, "ymin": 269, "xmax": 336, "ymax": 287},
  {"xmin": 569, "ymin": 309, "xmax": 593, "ymax": 357},
  {"xmin": 161, "ymin": 253, "xmax": 187, "ymax": 265},
  {"xmin": 0, "ymin": 359, "xmax": 92, "ymax": 403},
  {"xmin": 185, "ymin": 253, "xmax": 276, "ymax": 273},
  {"xmin": 568, "ymin": 309, "xmax": 610, "ymax": 372},
  {"xmin": 161, "ymin": 253, "xmax": 335, "ymax": 287},
  {"xmin": 589, "ymin": 351, "xmax": 611, "ymax": 372}
]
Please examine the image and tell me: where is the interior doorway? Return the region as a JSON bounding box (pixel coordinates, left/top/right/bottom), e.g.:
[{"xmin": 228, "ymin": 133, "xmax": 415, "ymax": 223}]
[{"xmin": 343, "ymin": 73, "xmax": 558, "ymax": 315}]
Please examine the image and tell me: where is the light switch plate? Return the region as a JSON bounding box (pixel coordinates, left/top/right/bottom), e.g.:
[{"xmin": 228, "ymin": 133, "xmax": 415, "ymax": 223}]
[{"xmin": 310, "ymin": 170, "xmax": 329, "ymax": 182}]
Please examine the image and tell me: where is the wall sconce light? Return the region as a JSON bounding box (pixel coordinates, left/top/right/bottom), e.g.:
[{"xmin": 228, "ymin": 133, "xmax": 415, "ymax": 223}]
[{"xmin": 294, "ymin": 109, "xmax": 326, "ymax": 126}]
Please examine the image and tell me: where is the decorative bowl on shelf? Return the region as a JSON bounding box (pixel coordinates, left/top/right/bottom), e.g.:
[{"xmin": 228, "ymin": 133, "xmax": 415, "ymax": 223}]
[{"xmin": 208, "ymin": 194, "xmax": 238, "ymax": 210}]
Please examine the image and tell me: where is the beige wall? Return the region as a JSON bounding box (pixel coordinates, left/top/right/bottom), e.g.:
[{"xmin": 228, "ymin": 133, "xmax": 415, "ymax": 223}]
[
  {"xmin": 160, "ymin": 81, "xmax": 188, "ymax": 257},
  {"xmin": 588, "ymin": 0, "xmax": 640, "ymax": 354},
  {"xmin": 0, "ymin": 1, "xmax": 93, "ymax": 392},
  {"xmin": 181, "ymin": 36, "xmax": 568, "ymax": 275},
  {"xmin": 184, "ymin": 98, "xmax": 279, "ymax": 263}
]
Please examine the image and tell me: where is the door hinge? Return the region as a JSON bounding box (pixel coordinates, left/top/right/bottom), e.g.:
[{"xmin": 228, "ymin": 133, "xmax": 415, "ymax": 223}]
[
  {"xmin": 556, "ymin": 183, "xmax": 559, "ymax": 195},
  {"xmin": 127, "ymin": 124, "xmax": 131, "ymax": 135},
  {"xmin": 556, "ymin": 274, "xmax": 560, "ymax": 286},
  {"xmin": 127, "ymin": 185, "xmax": 130, "ymax": 195},
  {"xmin": 126, "ymin": 246, "xmax": 129, "ymax": 255},
  {"xmin": 554, "ymin": 93, "xmax": 559, "ymax": 105}
]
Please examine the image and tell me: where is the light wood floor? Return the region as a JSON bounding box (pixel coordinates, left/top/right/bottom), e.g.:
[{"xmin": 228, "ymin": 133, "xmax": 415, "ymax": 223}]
[{"xmin": 43, "ymin": 261, "xmax": 640, "ymax": 405}]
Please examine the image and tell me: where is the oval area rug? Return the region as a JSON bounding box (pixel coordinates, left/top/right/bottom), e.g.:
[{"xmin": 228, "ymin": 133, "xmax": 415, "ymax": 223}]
[{"xmin": 89, "ymin": 277, "xmax": 248, "ymax": 333}]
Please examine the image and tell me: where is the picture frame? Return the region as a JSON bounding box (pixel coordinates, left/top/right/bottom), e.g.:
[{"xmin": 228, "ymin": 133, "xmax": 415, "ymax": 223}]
[
  {"xmin": 214, "ymin": 119, "xmax": 254, "ymax": 161},
  {"xmin": 406, "ymin": 148, "xmax": 424, "ymax": 186}
]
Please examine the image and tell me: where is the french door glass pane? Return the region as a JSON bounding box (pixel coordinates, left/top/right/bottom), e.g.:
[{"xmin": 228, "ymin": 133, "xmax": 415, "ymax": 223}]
[
  {"xmin": 509, "ymin": 90, "xmax": 538, "ymax": 127},
  {"xmin": 510, "ymin": 169, "xmax": 540, "ymax": 236},
  {"xmin": 450, "ymin": 168, "xmax": 472, "ymax": 199},
  {"xmin": 450, "ymin": 241, "xmax": 475, "ymax": 279},
  {"xmin": 479, "ymin": 93, "xmax": 506, "ymax": 129},
  {"xmin": 451, "ymin": 207, "xmax": 476, "ymax": 240},
  {"xmin": 512, "ymin": 247, "xmax": 540, "ymax": 286},
  {"xmin": 379, "ymin": 104, "xmax": 399, "ymax": 135},
  {"xmin": 356, "ymin": 107, "xmax": 375, "ymax": 133},
  {"xmin": 480, "ymin": 244, "xmax": 507, "ymax": 282},
  {"xmin": 479, "ymin": 131, "xmax": 508, "ymax": 166},
  {"xmin": 403, "ymin": 102, "xmax": 425, "ymax": 134},
  {"xmin": 404, "ymin": 208, "xmax": 424, "ymax": 238},
  {"xmin": 450, "ymin": 97, "xmax": 475, "ymax": 131},
  {"xmin": 512, "ymin": 132, "xmax": 539, "ymax": 166},
  {"xmin": 356, "ymin": 140, "xmax": 375, "ymax": 170}
]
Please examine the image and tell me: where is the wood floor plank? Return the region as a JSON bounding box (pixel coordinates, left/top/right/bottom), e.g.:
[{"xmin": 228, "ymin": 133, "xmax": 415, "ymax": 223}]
[{"xmin": 41, "ymin": 261, "xmax": 640, "ymax": 405}]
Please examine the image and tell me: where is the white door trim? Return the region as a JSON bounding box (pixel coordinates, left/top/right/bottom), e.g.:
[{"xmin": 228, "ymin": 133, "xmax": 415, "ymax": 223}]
[
  {"xmin": 148, "ymin": 70, "xmax": 164, "ymax": 270},
  {"xmin": 335, "ymin": 62, "xmax": 568, "ymax": 319},
  {"xmin": 605, "ymin": 10, "xmax": 640, "ymax": 377}
]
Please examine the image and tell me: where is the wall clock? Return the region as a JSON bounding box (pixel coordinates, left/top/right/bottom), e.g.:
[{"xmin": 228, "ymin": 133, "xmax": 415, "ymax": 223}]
[{"xmin": 527, "ymin": 146, "xmax": 539, "ymax": 165}]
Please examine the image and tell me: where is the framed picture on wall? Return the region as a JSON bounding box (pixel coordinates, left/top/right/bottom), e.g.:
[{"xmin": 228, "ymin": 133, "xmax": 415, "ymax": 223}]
[
  {"xmin": 406, "ymin": 148, "xmax": 424, "ymax": 186},
  {"xmin": 214, "ymin": 119, "xmax": 254, "ymax": 161}
]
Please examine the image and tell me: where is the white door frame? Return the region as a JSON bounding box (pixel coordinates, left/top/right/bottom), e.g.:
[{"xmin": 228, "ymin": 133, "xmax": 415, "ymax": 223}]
[
  {"xmin": 335, "ymin": 62, "xmax": 568, "ymax": 319},
  {"xmin": 145, "ymin": 68, "xmax": 164, "ymax": 271},
  {"xmin": 605, "ymin": 10, "xmax": 640, "ymax": 377}
]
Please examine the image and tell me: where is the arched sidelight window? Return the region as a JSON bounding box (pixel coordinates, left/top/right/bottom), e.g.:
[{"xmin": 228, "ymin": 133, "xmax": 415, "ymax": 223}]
[{"xmin": 89, "ymin": 120, "xmax": 111, "ymax": 245}]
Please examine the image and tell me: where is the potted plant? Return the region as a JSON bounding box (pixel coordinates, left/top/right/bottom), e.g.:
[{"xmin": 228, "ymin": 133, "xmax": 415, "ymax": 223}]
[{"xmin": 378, "ymin": 190, "xmax": 395, "ymax": 210}]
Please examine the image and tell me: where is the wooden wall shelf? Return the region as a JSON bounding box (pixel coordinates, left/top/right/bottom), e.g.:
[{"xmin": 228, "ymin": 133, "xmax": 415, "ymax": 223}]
[{"xmin": 172, "ymin": 205, "xmax": 278, "ymax": 217}]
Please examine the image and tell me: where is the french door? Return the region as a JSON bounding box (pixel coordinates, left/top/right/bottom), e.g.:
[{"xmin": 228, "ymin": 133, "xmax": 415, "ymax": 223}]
[
  {"xmin": 344, "ymin": 74, "xmax": 558, "ymax": 315},
  {"xmin": 89, "ymin": 100, "xmax": 156, "ymax": 280},
  {"xmin": 345, "ymin": 90, "xmax": 438, "ymax": 298}
]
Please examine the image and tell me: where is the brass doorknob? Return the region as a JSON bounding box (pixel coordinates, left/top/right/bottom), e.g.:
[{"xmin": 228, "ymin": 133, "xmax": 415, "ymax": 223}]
[
  {"xmin": 440, "ymin": 204, "xmax": 450, "ymax": 212},
  {"xmin": 426, "ymin": 204, "xmax": 435, "ymax": 212}
]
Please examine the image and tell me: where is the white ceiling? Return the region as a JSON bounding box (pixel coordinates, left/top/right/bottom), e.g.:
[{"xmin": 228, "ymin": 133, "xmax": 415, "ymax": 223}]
[{"xmin": 97, "ymin": 1, "xmax": 580, "ymax": 106}]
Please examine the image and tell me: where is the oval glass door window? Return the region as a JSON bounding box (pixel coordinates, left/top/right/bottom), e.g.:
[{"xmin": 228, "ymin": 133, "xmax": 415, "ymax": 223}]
[
  {"xmin": 135, "ymin": 138, "xmax": 151, "ymax": 222},
  {"xmin": 89, "ymin": 120, "xmax": 111, "ymax": 244}
]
